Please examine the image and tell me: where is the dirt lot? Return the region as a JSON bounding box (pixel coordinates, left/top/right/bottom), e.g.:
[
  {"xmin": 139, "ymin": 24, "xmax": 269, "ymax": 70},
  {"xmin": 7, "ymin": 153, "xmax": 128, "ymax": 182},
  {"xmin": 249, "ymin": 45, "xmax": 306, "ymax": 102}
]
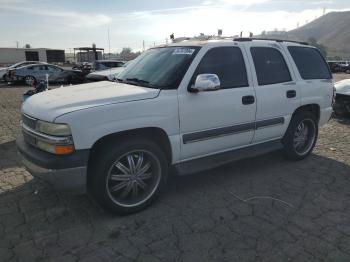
[{"xmin": 0, "ymin": 75, "xmax": 350, "ymax": 261}]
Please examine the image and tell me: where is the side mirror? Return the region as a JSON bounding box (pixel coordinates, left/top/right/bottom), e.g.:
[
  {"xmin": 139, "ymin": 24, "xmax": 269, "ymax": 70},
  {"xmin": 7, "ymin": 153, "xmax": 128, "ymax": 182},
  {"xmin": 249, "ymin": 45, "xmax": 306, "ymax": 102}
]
[{"xmin": 189, "ymin": 74, "xmax": 221, "ymax": 93}]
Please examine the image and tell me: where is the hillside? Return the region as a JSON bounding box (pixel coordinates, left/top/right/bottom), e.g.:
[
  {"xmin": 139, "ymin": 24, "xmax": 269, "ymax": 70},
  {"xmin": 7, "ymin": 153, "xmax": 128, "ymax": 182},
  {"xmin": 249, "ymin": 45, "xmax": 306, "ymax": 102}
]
[{"xmin": 261, "ymin": 11, "xmax": 350, "ymax": 58}]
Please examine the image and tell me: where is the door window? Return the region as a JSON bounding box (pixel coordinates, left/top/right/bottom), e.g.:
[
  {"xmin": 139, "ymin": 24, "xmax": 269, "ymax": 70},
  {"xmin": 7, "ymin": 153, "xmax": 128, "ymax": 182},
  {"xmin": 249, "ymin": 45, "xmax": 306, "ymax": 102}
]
[
  {"xmin": 194, "ymin": 47, "xmax": 248, "ymax": 89},
  {"xmin": 251, "ymin": 47, "xmax": 292, "ymax": 86}
]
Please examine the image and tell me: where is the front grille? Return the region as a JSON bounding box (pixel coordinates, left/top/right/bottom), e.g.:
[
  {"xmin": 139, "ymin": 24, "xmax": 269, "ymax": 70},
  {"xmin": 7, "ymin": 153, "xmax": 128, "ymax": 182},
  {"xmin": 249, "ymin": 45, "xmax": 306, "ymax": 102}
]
[
  {"xmin": 22, "ymin": 114, "xmax": 37, "ymax": 130},
  {"xmin": 22, "ymin": 114, "xmax": 37, "ymax": 148},
  {"xmin": 23, "ymin": 130, "xmax": 37, "ymax": 147}
]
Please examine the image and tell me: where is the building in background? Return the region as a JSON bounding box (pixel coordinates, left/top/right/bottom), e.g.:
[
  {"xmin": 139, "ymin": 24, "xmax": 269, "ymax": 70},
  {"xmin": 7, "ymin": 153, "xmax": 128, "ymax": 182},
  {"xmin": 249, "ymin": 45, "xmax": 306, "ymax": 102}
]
[
  {"xmin": 0, "ymin": 48, "xmax": 65, "ymax": 65},
  {"xmin": 74, "ymin": 44, "xmax": 104, "ymax": 63}
]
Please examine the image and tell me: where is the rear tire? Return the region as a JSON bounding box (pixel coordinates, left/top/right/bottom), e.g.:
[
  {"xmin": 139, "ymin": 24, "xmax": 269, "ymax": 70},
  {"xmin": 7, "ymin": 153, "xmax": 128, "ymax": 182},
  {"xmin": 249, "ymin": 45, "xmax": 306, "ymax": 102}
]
[
  {"xmin": 282, "ymin": 111, "xmax": 318, "ymax": 161},
  {"xmin": 89, "ymin": 138, "xmax": 168, "ymax": 214}
]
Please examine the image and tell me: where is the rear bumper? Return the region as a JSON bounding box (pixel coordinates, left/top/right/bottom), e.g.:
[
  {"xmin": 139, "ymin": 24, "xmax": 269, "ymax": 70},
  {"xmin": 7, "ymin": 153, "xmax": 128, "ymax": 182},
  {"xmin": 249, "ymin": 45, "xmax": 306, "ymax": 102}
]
[
  {"xmin": 319, "ymin": 107, "xmax": 333, "ymax": 126},
  {"xmin": 16, "ymin": 135, "xmax": 89, "ymax": 194}
]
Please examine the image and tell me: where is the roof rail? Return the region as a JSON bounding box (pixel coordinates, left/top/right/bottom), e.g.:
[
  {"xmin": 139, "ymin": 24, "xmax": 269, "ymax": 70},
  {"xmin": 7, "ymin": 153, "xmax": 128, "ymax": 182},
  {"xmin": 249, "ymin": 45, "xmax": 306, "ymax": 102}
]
[{"xmin": 233, "ymin": 37, "xmax": 309, "ymax": 45}]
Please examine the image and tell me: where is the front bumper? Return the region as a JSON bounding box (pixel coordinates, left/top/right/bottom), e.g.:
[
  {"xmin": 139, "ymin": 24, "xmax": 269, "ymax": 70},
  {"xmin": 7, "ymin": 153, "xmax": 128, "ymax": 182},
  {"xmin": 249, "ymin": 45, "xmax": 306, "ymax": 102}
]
[{"xmin": 16, "ymin": 135, "xmax": 89, "ymax": 194}]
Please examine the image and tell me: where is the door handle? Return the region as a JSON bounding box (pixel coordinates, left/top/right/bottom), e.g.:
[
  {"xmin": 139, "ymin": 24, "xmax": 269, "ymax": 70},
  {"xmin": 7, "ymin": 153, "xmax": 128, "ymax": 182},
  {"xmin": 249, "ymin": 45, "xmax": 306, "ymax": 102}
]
[
  {"xmin": 286, "ymin": 90, "xmax": 296, "ymax": 98},
  {"xmin": 242, "ymin": 95, "xmax": 255, "ymax": 105}
]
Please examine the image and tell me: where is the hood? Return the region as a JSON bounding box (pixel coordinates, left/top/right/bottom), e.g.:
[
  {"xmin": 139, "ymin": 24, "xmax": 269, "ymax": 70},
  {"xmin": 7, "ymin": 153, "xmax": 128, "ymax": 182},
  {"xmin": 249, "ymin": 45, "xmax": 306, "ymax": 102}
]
[
  {"xmin": 335, "ymin": 79, "xmax": 350, "ymax": 96},
  {"xmin": 22, "ymin": 81, "xmax": 160, "ymax": 122}
]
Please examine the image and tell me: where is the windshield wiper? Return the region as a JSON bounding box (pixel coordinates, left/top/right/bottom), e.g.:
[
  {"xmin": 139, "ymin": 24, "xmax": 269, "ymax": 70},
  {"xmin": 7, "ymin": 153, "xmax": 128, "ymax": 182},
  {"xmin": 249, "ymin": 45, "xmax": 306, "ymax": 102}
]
[
  {"xmin": 117, "ymin": 77, "xmax": 161, "ymax": 89},
  {"xmin": 126, "ymin": 78, "xmax": 150, "ymax": 86}
]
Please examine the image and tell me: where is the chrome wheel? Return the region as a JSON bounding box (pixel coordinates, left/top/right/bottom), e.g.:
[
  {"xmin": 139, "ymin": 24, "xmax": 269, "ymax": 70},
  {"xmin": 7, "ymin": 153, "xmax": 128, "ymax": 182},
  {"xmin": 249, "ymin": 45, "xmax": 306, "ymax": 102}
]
[
  {"xmin": 106, "ymin": 150, "xmax": 161, "ymax": 208},
  {"xmin": 293, "ymin": 119, "xmax": 316, "ymax": 155},
  {"xmin": 25, "ymin": 76, "xmax": 35, "ymax": 86}
]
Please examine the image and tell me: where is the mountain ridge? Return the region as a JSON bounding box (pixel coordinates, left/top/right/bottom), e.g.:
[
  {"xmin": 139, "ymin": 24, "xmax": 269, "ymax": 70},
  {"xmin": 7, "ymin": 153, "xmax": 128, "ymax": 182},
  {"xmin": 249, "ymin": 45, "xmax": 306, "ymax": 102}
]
[{"xmin": 260, "ymin": 11, "xmax": 350, "ymax": 58}]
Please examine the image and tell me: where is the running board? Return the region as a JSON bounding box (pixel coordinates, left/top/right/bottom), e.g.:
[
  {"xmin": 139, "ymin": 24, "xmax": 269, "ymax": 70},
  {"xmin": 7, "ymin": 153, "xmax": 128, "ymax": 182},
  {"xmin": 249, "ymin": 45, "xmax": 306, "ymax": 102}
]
[{"xmin": 173, "ymin": 140, "xmax": 283, "ymax": 176}]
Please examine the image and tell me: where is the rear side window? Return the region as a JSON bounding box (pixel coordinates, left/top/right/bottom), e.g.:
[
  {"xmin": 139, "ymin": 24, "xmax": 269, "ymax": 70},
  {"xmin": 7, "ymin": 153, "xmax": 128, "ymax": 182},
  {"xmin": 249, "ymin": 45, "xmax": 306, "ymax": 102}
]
[
  {"xmin": 251, "ymin": 47, "xmax": 292, "ymax": 86},
  {"xmin": 194, "ymin": 47, "xmax": 248, "ymax": 89},
  {"xmin": 288, "ymin": 46, "xmax": 331, "ymax": 80}
]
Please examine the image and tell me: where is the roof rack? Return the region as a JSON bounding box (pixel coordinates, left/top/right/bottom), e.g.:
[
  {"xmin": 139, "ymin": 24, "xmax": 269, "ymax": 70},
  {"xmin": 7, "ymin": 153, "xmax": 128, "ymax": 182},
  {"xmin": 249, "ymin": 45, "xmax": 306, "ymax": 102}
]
[{"xmin": 233, "ymin": 37, "xmax": 309, "ymax": 45}]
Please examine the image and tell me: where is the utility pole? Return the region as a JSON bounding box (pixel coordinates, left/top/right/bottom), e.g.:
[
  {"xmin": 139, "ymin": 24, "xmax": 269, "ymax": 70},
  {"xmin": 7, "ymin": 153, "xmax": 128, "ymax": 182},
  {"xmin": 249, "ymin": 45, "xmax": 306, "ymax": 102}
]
[
  {"xmin": 142, "ymin": 40, "xmax": 145, "ymax": 52},
  {"xmin": 107, "ymin": 27, "xmax": 111, "ymax": 59},
  {"xmin": 15, "ymin": 41, "xmax": 19, "ymax": 49}
]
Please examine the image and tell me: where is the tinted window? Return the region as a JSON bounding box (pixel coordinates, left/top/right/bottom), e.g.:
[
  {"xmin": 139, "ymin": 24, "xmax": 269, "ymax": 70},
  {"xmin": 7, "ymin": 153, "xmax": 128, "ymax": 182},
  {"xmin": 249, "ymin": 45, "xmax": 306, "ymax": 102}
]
[
  {"xmin": 288, "ymin": 46, "xmax": 331, "ymax": 80},
  {"xmin": 251, "ymin": 47, "xmax": 292, "ymax": 85},
  {"xmin": 38, "ymin": 65, "xmax": 48, "ymax": 70},
  {"xmin": 193, "ymin": 47, "xmax": 248, "ymax": 89},
  {"xmin": 48, "ymin": 66, "xmax": 62, "ymax": 72}
]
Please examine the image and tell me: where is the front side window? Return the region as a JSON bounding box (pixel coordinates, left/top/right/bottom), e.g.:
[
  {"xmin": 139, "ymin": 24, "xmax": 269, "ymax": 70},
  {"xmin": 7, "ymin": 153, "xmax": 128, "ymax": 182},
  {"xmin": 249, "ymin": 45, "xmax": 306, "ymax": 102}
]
[
  {"xmin": 48, "ymin": 66, "xmax": 62, "ymax": 72},
  {"xmin": 193, "ymin": 47, "xmax": 248, "ymax": 89},
  {"xmin": 288, "ymin": 46, "xmax": 332, "ymax": 80},
  {"xmin": 251, "ymin": 47, "xmax": 292, "ymax": 86},
  {"xmin": 118, "ymin": 46, "xmax": 200, "ymax": 89}
]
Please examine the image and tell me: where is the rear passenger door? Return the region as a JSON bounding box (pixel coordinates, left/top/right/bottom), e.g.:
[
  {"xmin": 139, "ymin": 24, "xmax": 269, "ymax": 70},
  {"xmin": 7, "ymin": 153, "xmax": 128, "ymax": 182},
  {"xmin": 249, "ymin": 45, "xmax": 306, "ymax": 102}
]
[{"xmin": 244, "ymin": 42, "xmax": 301, "ymax": 143}]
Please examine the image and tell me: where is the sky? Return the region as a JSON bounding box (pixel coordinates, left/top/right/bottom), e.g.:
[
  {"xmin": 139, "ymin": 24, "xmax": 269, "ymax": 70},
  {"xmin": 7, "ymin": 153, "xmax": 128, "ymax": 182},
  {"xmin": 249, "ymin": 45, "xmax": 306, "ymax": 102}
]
[{"xmin": 1, "ymin": 0, "xmax": 350, "ymax": 52}]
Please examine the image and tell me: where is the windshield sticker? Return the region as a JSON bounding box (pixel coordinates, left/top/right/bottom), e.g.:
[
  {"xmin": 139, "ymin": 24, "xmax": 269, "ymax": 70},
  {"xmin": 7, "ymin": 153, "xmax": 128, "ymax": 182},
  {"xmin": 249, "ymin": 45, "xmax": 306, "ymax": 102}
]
[{"xmin": 172, "ymin": 48, "xmax": 195, "ymax": 55}]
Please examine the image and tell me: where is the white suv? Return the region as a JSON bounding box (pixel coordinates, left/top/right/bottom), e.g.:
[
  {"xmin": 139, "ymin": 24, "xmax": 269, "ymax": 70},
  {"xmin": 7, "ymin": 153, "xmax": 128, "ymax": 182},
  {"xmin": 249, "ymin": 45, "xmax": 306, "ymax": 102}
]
[{"xmin": 17, "ymin": 38, "xmax": 334, "ymax": 214}]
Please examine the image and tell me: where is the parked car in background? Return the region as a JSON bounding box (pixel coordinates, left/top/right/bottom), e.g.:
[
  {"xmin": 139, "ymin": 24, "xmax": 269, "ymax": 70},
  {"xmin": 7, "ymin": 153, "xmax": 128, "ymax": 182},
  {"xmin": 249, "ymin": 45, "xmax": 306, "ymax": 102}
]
[
  {"xmin": 334, "ymin": 79, "xmax": 350, "ymax": 117},
  {"xmin": 48, "ymin": 69, "xmax": 85, "ymax": 84},
  {"xmin": 339, "ymin": 63, "xmax": 350, "ymax": 74},
  {"xmin": 8, "ymin": 64, "xmax": 83, "ymax": 85},
  {"xmin": 92, "ymin": 60, "xmax": 125, "ymax": 71},
  {"xmin": 327, "ymin": 61, "xmax": 350, "ymax": 73},
  {"xmin": 0, "ymin": 61, "xmax": 46, "ymax": 81},
  {"xmin": 85, "ymin": 67, "xmax": 125, "ymax": 82},
  {"xmin": 328, "ymin": 61, "xmax": 343, "ymax": 73},
  {"xmin": 86, "ymin": 61, "xmax": 132, "ymax": 82},
  {"xmin": 72, "ymin": 62, "xmax": 92, "ymax": 75}
]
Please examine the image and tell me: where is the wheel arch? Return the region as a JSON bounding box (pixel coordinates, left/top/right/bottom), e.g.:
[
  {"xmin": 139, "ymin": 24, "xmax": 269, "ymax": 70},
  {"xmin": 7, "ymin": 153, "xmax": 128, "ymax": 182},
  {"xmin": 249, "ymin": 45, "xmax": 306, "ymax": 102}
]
[
  {"xmin": 292, "ymin": 104, "xmax": 320, "ymax": 122},
  {"xmin": 87, "ymin": 127, "xmax": 172, "ymax": 186}
]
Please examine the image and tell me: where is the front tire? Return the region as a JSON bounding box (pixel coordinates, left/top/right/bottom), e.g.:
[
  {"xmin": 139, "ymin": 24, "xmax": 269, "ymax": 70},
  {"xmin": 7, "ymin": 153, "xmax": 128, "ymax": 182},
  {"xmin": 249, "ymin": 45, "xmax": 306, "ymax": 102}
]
[
  {"xmin": 90, "ymin": 139, "xmax": 168, "ymax": 214},
  {"xmin": 282, "ymin": 111, "xmax": 318, "ymax": 161}
]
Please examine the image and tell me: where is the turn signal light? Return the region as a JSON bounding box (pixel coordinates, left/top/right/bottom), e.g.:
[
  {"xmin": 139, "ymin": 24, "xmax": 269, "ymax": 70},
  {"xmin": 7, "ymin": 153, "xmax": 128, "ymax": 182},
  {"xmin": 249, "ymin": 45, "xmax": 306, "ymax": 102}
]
[{"xmin": 54, "ymin": 145, "xmax": 75, "ymax": 155}]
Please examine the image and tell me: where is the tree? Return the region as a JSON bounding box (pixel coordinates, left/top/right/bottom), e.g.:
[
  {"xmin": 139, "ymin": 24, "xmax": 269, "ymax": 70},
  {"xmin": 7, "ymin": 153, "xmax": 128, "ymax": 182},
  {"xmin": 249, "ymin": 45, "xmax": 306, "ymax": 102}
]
[
  {"xmin": 117, "ymin": 47, "xmax": 141, "ymax": 61},
  {"xmin": 24, "ymin": 44, "xmax": 31, "ymax": 48},
  {"xmin": 308, "ymin": 37, "xmax": 327, "ymax": 57}
]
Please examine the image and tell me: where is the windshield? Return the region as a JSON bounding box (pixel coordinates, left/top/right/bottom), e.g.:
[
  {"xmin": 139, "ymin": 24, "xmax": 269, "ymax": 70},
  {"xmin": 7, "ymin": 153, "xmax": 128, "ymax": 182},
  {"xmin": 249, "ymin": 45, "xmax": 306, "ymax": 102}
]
[{"xmin": 117, "ymin": 46, "xmax": 200, "ymax": 89}]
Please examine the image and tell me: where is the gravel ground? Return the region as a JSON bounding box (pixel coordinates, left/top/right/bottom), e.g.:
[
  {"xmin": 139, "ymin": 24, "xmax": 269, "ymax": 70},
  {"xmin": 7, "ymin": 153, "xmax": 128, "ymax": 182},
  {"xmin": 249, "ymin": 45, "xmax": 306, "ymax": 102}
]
[{"xmin": 0, "ymin": 75, "xmax": 350, "ymax": 261}]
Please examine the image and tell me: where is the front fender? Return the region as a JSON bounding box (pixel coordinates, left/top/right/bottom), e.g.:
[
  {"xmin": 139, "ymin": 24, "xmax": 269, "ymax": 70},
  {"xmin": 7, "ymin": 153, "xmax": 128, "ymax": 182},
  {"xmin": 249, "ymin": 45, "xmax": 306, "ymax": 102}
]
[{"xmin": 55, "ymin": 90, "xmax": 181, "ymax": 162}]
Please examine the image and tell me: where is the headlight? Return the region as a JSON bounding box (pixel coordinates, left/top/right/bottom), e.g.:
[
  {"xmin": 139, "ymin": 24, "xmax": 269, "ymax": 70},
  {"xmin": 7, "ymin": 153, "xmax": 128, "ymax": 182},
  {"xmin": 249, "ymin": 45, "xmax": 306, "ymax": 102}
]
[{"xmin": 36, "ymin": 121, "xmax": 71, "ymax": 136}]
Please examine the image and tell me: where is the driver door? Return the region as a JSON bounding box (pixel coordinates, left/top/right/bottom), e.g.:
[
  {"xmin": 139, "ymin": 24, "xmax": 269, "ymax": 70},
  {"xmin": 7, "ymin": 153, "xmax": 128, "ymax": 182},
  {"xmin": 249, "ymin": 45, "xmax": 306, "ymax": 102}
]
[{"xmin": 178, "ymin": 45, "xmax": 257, "ymax": 161}]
